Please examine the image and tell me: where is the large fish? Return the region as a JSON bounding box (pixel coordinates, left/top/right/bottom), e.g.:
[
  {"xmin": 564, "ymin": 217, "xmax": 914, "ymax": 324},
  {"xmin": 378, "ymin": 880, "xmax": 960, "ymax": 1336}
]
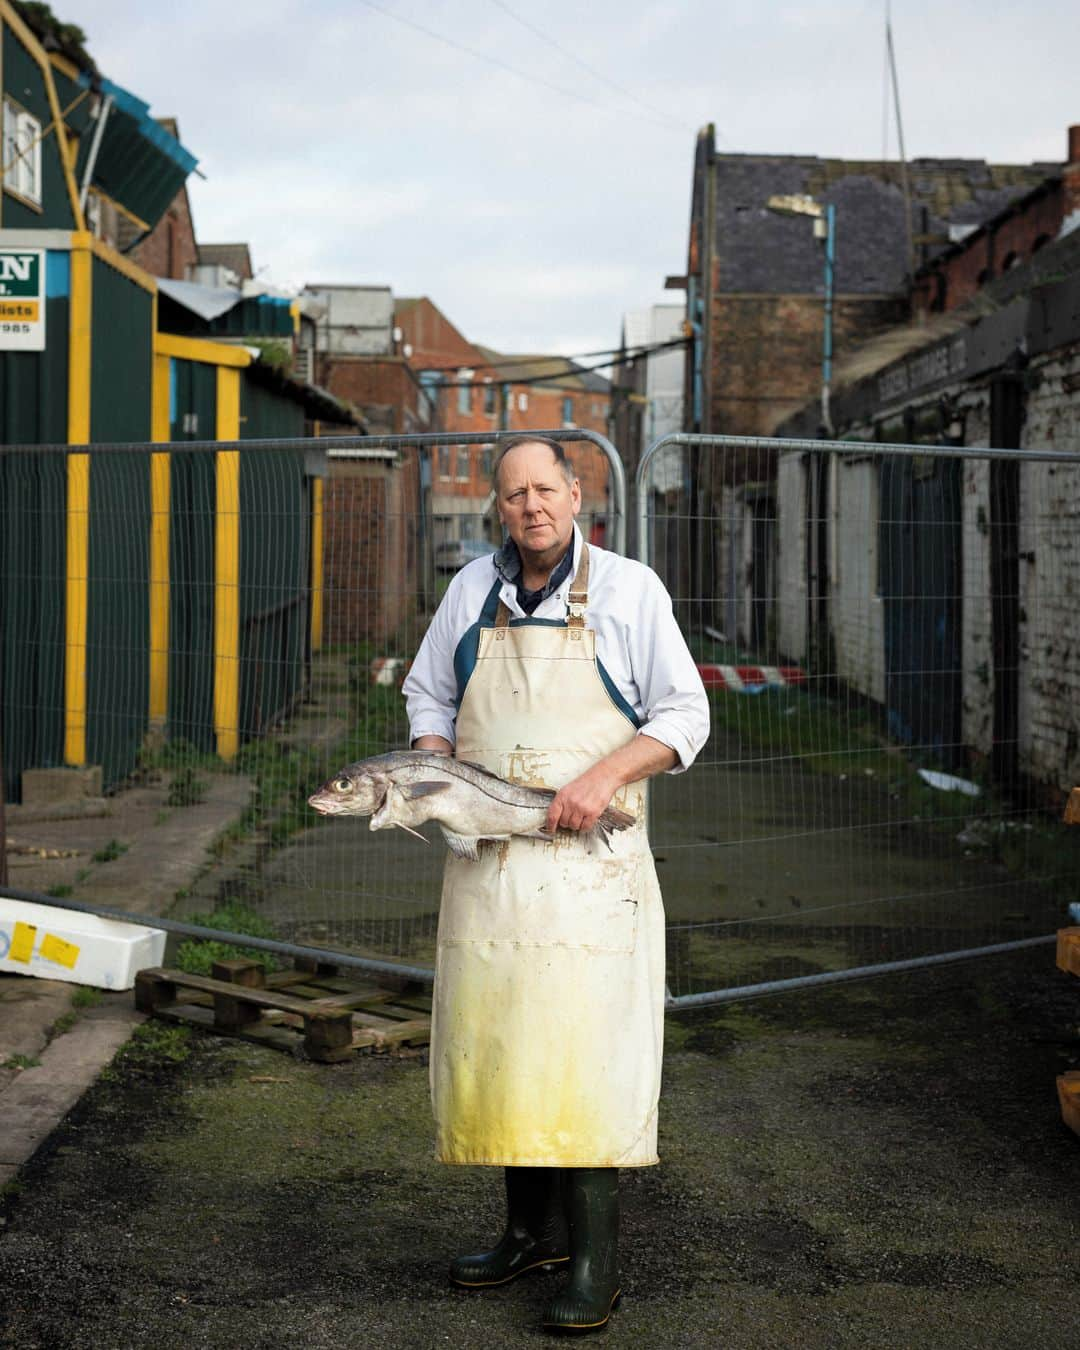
[{"xmin": 307, "ymin": 750, "xmax": 635, "ymax": 861}]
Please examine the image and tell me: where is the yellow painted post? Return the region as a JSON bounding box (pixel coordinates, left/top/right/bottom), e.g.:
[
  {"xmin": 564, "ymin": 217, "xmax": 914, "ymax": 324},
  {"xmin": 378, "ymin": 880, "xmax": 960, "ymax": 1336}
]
[
  {"xmin": 213, "ymin": 367, "xmax": 241, "ymax": 761},
  {"xmin": 149, "ymin": 350, "xmax": 172, "ymax": 726},
  {"xmin": 64, "ymin": 239, "xmax": 92, "ymax": 765},
  {"xmin": 310, "ymin": 477, "xmax": 325, "ymax": 653}
]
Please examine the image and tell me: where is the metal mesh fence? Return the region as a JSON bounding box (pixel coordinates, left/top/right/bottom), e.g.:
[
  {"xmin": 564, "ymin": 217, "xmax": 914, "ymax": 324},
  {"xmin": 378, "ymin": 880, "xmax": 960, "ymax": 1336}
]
[
  {"xmin": 641, "ymin": 434, "xmax": 1076, "ymax": 1003},
  {"xmin": 3, "ymin": 430, "xmax": 1075, "ymax": 1005}
]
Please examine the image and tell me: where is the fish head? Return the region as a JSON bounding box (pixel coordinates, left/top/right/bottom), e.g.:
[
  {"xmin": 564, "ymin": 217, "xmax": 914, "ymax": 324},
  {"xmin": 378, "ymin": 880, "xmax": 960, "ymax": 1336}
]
[{"xmin": 307, "ymin": 764, "xmax": 387, "ymax": 817}]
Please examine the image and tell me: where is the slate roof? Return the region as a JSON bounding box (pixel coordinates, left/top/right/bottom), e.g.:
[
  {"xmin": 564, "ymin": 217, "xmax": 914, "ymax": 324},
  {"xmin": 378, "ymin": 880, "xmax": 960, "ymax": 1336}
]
[
  {"xmin": 712, "ymin": 153, "xmax": 1059, "ymax": 296},
  {"xmin": 477, "ymin": 347, "xmax": 610, "ymax": 394}
]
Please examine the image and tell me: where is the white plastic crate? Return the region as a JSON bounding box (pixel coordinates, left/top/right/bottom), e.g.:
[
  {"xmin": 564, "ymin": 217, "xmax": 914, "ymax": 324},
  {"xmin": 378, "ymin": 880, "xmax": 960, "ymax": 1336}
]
[{"xmin": 0, "ymin": 897, "xmax": 166, "ymax": 990}]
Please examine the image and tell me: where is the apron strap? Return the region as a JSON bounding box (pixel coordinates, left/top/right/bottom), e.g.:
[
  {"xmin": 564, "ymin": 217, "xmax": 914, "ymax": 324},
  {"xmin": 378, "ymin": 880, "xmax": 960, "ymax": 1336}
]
[{"xmin": 567, "ymin": 543, "xmax": 589, "ymax": 630}]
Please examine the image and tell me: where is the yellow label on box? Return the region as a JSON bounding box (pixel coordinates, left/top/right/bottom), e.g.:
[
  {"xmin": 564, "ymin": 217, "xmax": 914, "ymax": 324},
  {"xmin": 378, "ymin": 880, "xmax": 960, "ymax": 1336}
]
[
  {"xmin": 9, "ymin": 921, "xmax": 37, "ymax": 963},
  {"xmin": 40, "ymin": 932, "xmax": 80, "ymax": 970}
]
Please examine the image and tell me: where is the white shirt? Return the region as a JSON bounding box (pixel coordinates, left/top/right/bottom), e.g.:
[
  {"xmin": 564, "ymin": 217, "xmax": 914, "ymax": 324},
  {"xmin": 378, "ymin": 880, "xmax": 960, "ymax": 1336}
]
[{"xmin": 403, "ymin": 525, "xmax": 710, "ymax": 772}]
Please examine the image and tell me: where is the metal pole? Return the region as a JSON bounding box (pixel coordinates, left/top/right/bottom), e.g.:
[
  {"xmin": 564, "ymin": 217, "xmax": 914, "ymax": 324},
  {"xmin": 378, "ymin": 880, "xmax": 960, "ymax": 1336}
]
[
  {"xmin": 821, "ymin": 203, "xmax": 836, "ymax": 434},
  {"xmin": 665, "ymin": 934, "xmax": 1055, "ymax": 1010}
]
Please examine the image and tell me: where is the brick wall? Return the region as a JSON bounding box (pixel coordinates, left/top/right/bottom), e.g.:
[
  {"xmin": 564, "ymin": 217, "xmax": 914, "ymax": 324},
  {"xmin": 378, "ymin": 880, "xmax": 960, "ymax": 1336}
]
[
  {"xmin": 323, "ymin": 457, "xmax": 419, "ymax": 647},
  {"xmin": 913, "ymin": 183, "xmax": 1065, "ymax": 316},
  {"xmin": 129, "ymin": 188, "xmax": 198, "ymax": 281},
  {"xmin": 318, "ymin": 357, "xmax": 424, "ymax": 435},
  {"xmin": 709, "ymin": 292, "xmax": 907, "ymax": 437}
]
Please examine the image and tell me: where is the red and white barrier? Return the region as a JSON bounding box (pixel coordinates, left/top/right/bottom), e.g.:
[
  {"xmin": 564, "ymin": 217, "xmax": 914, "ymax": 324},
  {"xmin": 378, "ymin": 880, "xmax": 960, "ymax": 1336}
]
[{"xmin": 696, "ymin": 664, "xmax": 806, "ymax": 691}]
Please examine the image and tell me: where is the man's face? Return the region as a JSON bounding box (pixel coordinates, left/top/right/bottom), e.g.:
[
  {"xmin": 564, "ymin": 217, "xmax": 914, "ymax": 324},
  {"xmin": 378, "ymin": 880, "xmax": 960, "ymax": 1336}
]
[{"xmin": 496, "ymin": 442, "xmax": 582, "ymax": 570}]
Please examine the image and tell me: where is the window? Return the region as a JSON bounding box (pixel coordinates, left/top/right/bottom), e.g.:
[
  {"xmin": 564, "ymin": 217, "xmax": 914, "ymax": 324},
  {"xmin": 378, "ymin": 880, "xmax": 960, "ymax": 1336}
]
[
  {"xmin": 419, "ymin": 370, "xmax": 441, "ymax": 424},
  {"xmin": 483, "ymin": 382, "xmax": 496, "ymax": 415},
  {"xmin": 455, "ymin": 446, "xmax": 471, "ymax": 482},
  {"xmin": 2, "ymin": 98, "xmax": 42, "ymax": 207},
  {"xmin": 438, "ymin": 446, "xmax": 451, "ymax": 479},
  {"xmin": 457, "ymin": 368, "xmax": 474, "ymax": 416},
  {"xmin": 517, "ymin": 391, "xmax": 528, "ymax": 412},
  {"xmin": 480, "ymin": 447, "xmax": 494, "ymax": 478},
  {"xmin": 562, "ymin": 396, "xmax": 574, "ymax": 425}
]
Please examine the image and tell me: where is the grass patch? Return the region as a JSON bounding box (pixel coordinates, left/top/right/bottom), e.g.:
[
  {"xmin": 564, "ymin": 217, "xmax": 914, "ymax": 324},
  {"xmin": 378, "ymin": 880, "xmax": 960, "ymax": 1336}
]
[
  {"xmin": 102, "ymin": 1021, "xmax": 192, "ymax": 1083},
  {"xmin": 168, "ymin": 766, "xmax": 209, "ymax": 807},
  {"xmin": 48, "ymin": 1011, "xmax": 77, "ymax": 1038},
  {"xmin": 174, "ymin": 901, "xmax": 283, "ymax": 977},
  {"xmin": 46, "ymin": 884, "xmax": 73, "ymax": 899},
  {"xmin": 91, "ymin": 838, "xmax": 128, "ymax": 864},
  {"xmin": 71, "ymin": 986, "xmax": 101, "ymax": 1010},
  {"xmin": 3, "ymin": 1053, "xmax": 40, "ymax": 1070}
]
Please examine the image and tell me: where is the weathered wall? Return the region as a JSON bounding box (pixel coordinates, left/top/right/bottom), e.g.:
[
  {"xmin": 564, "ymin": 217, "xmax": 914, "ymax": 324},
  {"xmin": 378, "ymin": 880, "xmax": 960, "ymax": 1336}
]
[
  {"xmin": 776, "ymin": 451, "xmax": 807, "ymax": 662},
  {"xmin": 1016, "ymin": 340, "xmax": 1080, "ymax": 789},
  {"xmin": 830, "ymin": 456, "xmax": 885, "ymax": 704},
  {"xmin": 709, "ymin": 292, "xmax": 908, "ymax": 438}
]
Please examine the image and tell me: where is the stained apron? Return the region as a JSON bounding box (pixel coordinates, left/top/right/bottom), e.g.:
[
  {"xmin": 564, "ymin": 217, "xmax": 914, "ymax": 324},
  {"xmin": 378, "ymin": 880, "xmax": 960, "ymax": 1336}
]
[{"xmin": 430, "ymin": 547, "xmax": 666, "ymax": 1167}]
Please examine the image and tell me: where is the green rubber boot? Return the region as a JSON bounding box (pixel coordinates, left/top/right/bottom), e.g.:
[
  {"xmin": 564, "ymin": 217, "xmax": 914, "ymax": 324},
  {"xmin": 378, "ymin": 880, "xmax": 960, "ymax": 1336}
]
[
  {"xmin": 541, "ymin": 1168, "xmax": 621, "ymax": 1334},
  {"xmin": 450, "ymin": 1167, "xmax": 569, "ymax": 1288}
]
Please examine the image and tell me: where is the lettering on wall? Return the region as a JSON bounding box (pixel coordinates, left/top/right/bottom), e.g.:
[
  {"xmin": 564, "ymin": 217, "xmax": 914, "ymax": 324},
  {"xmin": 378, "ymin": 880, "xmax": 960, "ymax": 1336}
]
[{"xmin": 878, "ymin": 336, "xmax": 967, "ymax": 406}]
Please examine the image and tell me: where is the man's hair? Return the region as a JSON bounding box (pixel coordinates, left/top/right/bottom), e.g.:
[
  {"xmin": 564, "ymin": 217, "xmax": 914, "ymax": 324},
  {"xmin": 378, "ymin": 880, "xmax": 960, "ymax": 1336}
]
[{"xmin": 491, "ymin": 434, "xmax": 576, "ymax": 491}]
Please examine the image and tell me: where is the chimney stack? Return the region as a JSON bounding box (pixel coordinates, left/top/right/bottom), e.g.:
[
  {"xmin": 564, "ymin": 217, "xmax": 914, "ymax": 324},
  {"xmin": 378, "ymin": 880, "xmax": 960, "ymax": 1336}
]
[{"xmin": 1069, "ymin": 124, "xmax": 1080, "ymax": 165}]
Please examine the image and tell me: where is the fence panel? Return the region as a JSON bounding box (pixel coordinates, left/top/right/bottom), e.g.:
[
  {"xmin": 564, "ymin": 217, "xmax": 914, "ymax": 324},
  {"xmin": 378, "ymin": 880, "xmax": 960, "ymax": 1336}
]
[
  {"xmin": 639, "ymin": 433, "xmax": 1076, "ymax": 1005},
  {"xmin": 0, "ymin": 430, "xmax": 624, "ymax": 985}
]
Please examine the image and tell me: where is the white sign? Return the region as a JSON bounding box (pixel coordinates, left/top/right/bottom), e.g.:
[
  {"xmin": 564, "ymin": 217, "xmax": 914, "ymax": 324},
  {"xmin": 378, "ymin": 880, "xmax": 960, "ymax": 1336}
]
[{"xmin": 0, "ymin": 246, "xmax": 45, "ymax": 351}]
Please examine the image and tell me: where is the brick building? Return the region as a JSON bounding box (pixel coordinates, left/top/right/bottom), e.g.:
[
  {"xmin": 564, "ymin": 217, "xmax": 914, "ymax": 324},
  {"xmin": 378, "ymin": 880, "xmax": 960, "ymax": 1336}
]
[
  {"xmin": 770, "ymin": 130, "xmax": 1080, "ymax": 800},
  {"xmin": 678, "ymin": 124, "xmax": 1057, "ymax": 439},
  {"xmin": 912, "ymin": 126, "xmax": 1080, "ymax": 317}
]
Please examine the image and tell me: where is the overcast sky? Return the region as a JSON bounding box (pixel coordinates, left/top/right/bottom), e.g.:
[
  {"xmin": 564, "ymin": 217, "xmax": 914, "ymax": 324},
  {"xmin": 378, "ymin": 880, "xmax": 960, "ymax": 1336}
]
[{"xmin": 73, "ymin": 0, "xmax": 1077, "ymax": 358}]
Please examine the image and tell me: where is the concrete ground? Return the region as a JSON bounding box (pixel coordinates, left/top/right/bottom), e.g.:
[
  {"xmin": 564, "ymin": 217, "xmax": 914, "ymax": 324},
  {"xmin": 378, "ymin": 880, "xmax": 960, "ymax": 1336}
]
[
  {"xmin": 0, "ymin": 770, "xmax": 252, "ymax": 1183},
  {"xmin": 1, "ymin": 945, "xmax": 1078, "ymax": 1349}
]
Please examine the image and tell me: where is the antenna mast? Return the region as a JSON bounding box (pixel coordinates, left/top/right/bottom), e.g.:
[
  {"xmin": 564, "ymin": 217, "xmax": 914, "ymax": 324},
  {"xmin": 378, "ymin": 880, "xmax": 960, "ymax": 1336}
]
[{"xmin": 886, "ymin": 8, "xmax": 916, "ymax": 277}]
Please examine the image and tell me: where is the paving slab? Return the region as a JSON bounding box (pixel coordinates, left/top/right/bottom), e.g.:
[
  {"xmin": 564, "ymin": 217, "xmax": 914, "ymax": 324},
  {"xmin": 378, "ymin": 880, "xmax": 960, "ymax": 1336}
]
[{"xmin": 0, "ymin": 1001, "xmax": 141, "ymax": 1170}]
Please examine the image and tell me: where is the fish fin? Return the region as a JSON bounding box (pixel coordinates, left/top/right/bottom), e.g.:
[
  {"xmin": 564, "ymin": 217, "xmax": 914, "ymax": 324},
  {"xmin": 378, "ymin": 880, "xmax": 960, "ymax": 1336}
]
[
  {"xmin": 401, "ymin": 781, "xmax": 451, "ymax": 800},
  {"xmin": 393, "ymin": 821, "xmax": 429, "ymax": 844},
  {"xmin": 441, "ymin": 828, "xmax": 482, "ymax": 862},
  {"xmin": 599, "ymin": 805, "xmax": 636, "ymax": 831}
]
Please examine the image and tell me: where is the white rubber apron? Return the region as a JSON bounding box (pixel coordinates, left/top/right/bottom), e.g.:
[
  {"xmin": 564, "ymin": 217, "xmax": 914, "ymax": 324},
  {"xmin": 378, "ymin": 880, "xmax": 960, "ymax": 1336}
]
[{"xmin": 430, "ymin": 546, "xmax": 665, "ymax": 1168}]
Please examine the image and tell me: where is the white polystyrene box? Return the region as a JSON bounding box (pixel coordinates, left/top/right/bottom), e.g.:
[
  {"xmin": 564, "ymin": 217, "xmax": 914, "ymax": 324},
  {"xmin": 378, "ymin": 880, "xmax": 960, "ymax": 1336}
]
[{"xmin": 0, "ymin": 897, "xmax": 166, "ymax": 990}]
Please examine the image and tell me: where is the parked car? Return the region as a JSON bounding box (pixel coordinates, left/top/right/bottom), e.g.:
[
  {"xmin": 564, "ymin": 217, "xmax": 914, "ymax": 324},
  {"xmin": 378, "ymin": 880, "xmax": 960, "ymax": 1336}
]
[{"xmin": 434, "ymin": 538, "xmax": 493, "ymax": 572}]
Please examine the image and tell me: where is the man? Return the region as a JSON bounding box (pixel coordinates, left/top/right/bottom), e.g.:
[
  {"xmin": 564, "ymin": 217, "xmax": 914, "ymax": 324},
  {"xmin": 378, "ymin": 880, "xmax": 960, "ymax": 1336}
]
[{"xmin": 402, "ymin": 435, "xmax": 709, "ymax": 1334}]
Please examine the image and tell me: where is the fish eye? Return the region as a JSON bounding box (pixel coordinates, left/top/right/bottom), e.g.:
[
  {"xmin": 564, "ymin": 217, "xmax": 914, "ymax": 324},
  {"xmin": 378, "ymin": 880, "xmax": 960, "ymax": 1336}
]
[{"xmin": 334, "ymin": 778, "xmax": 352, "ymax": 792}]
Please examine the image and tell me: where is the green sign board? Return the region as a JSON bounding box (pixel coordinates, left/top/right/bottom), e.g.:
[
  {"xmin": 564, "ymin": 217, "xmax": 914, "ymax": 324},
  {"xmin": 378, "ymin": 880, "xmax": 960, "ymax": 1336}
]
[{"xmin": 0, "ymin": 247, "xmax": 45, "ymax": 351}]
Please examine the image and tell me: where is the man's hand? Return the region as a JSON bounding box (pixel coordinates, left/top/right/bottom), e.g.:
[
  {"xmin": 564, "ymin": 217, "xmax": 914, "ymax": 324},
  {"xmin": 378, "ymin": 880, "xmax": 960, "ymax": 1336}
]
[
  {"xmin": 544, "ymin": 762, "xmax": 622, "ymax": 834},
  {"xmin": 543, "ymin": 734, "xmax": 679, "ymax": 834}
]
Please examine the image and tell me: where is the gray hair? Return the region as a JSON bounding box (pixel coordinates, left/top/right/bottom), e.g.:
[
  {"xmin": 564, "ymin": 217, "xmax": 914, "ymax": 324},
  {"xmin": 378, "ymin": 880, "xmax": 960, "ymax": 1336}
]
[{"xmin": 491, "ymin": 435, "xmax": 576, "ymax": 491}]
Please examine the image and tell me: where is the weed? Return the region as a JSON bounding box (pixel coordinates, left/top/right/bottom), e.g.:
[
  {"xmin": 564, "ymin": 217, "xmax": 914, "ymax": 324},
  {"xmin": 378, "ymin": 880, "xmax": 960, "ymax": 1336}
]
[
  {"xmin": 154, "ymin": 809, "xmax": 171, "ymax": 826},
  {"xmin": 91, "ymin": 838, "xmax": 128, "ymax": 864},
  {"xmin": 102, "ymin": 1021, "xmax": 192, "ymax": 1083},
  {"xmin": 75, "ymin": 867, "xmax": 91, "ymax": 883},
  {"xmin": 0, "ymin": 1179, "xmax": 23, "ymax": 1198},
  {"xmin": 175, "ymin": 901, "xmax": 283, "ymax": 977},
  {"xmin": 49, "ymin": 1011, "xmax": 77, "ymax": 1038},
  {"xmin": 3, "ymin": 1053, "xmax": 40, "ymax": 1070},
  {"xmin": 46, "ymin": 884, "xmax": 73, "ymax": 899},
  {"xmin": 71, "ymin": 987, "xmax": 101, "ymax": 1010},
  {"xmin": 168, "ymin": 766, "xmax": 208, "ymax": 807}
]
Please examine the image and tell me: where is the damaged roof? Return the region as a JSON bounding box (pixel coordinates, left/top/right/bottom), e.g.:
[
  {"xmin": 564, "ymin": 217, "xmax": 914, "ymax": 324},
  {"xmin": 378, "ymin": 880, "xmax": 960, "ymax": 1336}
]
[{"xmin": 711, "ymin": 152, "xmax": 1058, "ymax": 296}]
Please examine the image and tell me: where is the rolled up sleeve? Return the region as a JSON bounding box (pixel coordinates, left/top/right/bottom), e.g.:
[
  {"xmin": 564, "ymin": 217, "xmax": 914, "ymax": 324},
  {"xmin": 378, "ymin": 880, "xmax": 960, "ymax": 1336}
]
[
  {"xmin": 630, "ymin": 572, "xmax": 710, "ymax": 773},
  {"xmin": 402, "ymin": 586, "xmax": 461, "ymax": 747}
]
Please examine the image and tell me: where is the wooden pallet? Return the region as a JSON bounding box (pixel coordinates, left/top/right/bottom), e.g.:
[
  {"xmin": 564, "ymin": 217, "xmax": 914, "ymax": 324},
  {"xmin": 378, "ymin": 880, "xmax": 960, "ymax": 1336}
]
[{"xmin": 135, "ymin": 957, "xmax": 431, "ymax": 1062}]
